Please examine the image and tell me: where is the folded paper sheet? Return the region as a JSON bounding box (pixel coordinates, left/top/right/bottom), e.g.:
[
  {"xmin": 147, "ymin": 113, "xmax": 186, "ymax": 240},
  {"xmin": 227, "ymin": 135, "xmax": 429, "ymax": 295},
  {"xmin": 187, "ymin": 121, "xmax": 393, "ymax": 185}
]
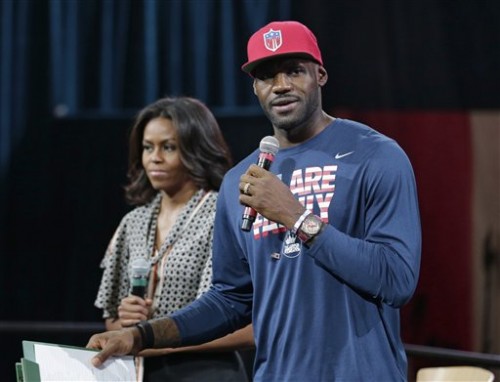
[{"xmin": 18, "ymin": 341, "xmax": 137, "ymax": 382}]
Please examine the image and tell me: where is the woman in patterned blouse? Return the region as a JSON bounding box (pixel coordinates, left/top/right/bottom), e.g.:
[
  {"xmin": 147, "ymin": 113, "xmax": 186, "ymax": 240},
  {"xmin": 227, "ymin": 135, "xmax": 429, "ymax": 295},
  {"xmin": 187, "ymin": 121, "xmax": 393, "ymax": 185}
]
[{"xmin": 94, "ymin": 97, "xmax": 254, "ymax": 382}]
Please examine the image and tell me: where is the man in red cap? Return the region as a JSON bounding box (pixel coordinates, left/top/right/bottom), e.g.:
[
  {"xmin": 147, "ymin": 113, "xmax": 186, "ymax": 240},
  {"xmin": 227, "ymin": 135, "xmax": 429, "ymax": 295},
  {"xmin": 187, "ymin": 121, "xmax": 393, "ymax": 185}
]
[{"xmin": 87, "ymin": 20, "xmax": 421, "ymax": 381}]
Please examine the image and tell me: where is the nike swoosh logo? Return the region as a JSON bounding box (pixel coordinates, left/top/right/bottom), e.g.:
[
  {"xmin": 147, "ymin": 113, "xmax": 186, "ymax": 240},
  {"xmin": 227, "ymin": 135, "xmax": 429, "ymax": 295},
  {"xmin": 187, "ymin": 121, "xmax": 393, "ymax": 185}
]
[{"xmin": 335, "ymin": 151, "xmax": 354, "ymax": 160}]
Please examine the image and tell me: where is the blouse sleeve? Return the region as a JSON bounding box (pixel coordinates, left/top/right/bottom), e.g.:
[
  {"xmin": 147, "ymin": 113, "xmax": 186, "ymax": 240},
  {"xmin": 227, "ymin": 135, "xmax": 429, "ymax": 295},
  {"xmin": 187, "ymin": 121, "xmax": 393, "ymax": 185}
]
[
  {"xmin": 195, "ymin": 195, "xmax": 217, "ymax": 299},
  {"xmin": 94, "ymin": 217, "xmax": 131, "ymax": 319},
  {"xmin": 196, "ymin": 240, "xmax": 214, "ymax": 298}
]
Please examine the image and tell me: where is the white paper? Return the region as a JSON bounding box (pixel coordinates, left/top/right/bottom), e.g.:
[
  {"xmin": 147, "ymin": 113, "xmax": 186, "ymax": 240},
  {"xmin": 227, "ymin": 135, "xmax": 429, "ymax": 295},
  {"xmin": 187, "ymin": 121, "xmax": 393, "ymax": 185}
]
[{"xmin": 33, "ymin": 343, "xmax": 136, "ymax": 381}]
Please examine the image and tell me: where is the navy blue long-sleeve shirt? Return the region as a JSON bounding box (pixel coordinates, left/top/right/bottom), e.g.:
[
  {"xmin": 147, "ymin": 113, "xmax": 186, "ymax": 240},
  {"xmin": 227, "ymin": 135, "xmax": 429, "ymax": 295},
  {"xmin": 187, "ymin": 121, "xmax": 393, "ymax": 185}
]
[{"xmin": 172, "ymin": 119, "xmax": 421, "ymax": 381}]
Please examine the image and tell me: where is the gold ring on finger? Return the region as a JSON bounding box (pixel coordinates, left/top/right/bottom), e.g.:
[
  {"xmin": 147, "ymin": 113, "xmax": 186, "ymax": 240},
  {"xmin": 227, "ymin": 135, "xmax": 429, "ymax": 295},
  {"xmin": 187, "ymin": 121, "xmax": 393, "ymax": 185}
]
[{"xmin": 244, "ymin": 182, "xmax": 251, "ymax": 195}]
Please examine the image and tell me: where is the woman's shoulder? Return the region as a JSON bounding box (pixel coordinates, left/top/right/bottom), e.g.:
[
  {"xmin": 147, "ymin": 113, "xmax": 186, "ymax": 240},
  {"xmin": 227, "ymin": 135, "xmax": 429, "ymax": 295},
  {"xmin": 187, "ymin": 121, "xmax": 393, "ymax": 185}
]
[
  {"xmin": 119, "ymin": 195, "xmax": 160, "ymax": 224},
  {"xmin": 206, "ymin": 189, "xmax": 219, "ymax": 202},
  {"xmin": 195, "ymin": 190, "xmax": 218, "ymax": 214}
]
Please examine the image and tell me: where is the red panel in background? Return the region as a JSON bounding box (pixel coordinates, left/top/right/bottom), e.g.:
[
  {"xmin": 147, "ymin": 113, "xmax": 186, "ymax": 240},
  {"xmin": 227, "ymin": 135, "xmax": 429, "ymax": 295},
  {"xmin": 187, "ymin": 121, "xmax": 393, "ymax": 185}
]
[{"xmin": 334, "ymin": 109, "xmax": 473, "ymax": 350}]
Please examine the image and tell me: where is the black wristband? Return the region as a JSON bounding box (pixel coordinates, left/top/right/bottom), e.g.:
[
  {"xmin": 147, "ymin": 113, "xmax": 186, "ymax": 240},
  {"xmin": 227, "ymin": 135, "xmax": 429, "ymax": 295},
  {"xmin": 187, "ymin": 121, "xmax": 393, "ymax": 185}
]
[{"xmin": 135, "ymin": 320, "xmax": 155, "ymax": 349}]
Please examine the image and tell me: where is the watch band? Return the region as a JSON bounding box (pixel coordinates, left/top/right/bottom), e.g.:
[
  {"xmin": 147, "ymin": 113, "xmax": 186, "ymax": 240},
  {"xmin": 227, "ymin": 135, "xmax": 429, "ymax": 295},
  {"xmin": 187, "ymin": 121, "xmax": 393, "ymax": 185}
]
[{"xmin": 292, "ymin": 209, "xmax": 312, "ymax": 235}]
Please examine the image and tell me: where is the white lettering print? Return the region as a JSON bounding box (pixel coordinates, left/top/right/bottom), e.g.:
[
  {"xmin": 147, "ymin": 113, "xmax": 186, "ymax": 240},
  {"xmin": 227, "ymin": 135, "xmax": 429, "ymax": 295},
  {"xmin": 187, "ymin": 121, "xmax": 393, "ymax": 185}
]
[
  {"xmin": 284, "ymin": 243, "xmax": 301, "ymax": 254},
  {"xmin": 252, "ymin": 165, "xmax": 337, "ymax": 239}
]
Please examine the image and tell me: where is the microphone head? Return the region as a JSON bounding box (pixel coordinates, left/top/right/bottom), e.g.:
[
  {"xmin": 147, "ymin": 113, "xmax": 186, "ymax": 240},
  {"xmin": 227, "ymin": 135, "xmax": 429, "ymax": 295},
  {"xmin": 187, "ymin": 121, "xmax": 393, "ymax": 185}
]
[
  {"xmin": 130, "ymin": 257, "xmax": 150, "ymax": 278},
  {"xmin": 259, "ymin": 136, "xmax": 279, "ymax": 155}
]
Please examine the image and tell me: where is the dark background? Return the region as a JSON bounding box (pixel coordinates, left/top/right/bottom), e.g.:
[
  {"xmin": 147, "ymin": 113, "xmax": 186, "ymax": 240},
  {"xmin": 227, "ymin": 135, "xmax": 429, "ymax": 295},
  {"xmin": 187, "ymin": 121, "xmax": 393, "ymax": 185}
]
[{"xmin": 2, "ymin": 0, "xmax": 500, "ymax": 379}]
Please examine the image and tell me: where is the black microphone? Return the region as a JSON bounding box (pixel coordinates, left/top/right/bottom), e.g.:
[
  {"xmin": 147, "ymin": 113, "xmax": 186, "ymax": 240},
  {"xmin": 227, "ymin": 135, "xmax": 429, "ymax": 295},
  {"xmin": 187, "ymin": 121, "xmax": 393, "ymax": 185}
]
[
  {"xmin": 130, "ymin": 258, "xmax": 150, "ymax": 298},
  {"xmin": 241, "ymin": 136, "xmax": 280, "ymax": 231}
]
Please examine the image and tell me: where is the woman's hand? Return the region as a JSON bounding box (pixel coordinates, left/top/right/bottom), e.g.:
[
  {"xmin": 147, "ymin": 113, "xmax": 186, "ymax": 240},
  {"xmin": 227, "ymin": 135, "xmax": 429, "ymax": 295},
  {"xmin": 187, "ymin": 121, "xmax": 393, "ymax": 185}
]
[{"xmin": 117, "ymin": 296, "xmax": 153, "ymax": 327}]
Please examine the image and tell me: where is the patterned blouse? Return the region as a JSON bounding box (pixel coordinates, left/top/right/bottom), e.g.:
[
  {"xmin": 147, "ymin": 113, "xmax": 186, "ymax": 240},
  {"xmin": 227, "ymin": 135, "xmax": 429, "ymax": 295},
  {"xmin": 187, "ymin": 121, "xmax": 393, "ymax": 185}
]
[{"xmin": 95, "ymin": 189, "xmax": 217, "ymax": 319}]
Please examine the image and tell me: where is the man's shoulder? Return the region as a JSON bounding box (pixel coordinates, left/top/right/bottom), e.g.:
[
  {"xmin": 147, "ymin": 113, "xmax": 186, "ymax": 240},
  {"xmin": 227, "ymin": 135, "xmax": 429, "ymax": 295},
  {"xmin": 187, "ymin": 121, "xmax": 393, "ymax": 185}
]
[
  {"xmin": 226, "ymin": 149, "xmax": 260, "ymax": 177},
  {"xmin": 335, "ymin": 118, "xmax": 387, "ymax": 138}
]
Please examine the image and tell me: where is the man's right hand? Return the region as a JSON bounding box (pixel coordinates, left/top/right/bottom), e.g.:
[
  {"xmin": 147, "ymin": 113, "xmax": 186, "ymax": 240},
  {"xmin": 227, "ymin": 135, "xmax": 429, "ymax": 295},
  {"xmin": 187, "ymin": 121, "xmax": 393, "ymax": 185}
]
[{"xmin": 86, "ymin": 327, "xmax": 139, "ymax": 367}]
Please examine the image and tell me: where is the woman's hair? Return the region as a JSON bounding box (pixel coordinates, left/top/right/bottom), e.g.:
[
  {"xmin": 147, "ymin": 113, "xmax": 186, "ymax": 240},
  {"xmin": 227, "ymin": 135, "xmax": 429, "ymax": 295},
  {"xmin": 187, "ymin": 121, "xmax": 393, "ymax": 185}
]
[{"xmin": 124, "ymin": 97, "xmax": 232, "ymax": 205}]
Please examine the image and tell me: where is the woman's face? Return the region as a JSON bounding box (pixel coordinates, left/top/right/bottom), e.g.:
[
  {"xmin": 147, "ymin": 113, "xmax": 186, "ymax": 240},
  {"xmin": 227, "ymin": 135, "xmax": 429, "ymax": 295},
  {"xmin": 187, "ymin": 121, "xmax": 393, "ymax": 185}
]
[{"xmin": 141, "ymin": 117, "xmax": 194, "ymax": 196}]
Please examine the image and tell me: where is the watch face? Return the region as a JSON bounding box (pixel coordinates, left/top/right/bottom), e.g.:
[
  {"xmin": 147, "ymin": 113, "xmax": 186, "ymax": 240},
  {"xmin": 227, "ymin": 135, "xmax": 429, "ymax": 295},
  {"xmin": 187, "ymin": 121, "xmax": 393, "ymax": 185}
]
[{"xmin": 302, "ymin": 215, "xmax": 322, "ymax": 235}]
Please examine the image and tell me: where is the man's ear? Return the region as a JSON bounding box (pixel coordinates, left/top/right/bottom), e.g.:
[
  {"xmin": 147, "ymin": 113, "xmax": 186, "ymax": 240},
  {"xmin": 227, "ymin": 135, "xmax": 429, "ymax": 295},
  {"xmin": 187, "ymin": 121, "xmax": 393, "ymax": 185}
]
[
  {"xmin": 318, "ymin": 66, "xmax": 328, "ymax": 87},
  {"xmin": 253, "ymin": 80, "xmax": 257, "ymax": 95}
]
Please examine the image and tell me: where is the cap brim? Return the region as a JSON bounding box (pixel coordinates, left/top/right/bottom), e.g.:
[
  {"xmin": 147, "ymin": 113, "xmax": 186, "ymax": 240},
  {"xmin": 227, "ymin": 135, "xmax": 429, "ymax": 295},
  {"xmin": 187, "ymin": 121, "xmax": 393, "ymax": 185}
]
[{"xmin": 241, "ymin": 53, "xmax": 321, "ymax": 76}]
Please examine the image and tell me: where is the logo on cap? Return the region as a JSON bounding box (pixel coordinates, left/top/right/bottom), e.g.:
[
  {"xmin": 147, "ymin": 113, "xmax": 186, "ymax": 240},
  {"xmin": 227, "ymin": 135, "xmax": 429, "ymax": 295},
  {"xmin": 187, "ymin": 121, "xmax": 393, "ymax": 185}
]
[{"xmin": 263, "ymin": 29, "xmax": 282, "ymax": 52}]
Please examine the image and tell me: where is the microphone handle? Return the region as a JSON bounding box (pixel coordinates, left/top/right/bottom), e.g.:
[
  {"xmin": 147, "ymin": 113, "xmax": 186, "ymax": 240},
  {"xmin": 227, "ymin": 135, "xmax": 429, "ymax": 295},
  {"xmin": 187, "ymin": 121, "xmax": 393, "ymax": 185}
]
[
  {"xmin": 257, "ymin": 154, "xmax": 274, "ymax": 170},
  {"xmin": 131, "ymin": 276, "xmax": 147, "ymax": 297}
]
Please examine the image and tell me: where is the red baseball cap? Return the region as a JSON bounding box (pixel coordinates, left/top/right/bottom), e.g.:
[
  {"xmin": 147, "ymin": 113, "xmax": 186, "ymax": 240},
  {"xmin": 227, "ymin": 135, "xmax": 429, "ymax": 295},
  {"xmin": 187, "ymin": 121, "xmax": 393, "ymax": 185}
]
[{"xmin": 241, "ymin": 21, "xmax": 323, "ymax": 76}]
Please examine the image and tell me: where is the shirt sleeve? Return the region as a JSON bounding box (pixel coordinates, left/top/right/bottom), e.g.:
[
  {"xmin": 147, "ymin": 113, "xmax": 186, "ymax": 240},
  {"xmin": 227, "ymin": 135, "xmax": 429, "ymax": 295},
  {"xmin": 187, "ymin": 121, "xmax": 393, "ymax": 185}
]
[{"xmin": 306, "ymin": 141, "xmax": 421, "ymax": 308}]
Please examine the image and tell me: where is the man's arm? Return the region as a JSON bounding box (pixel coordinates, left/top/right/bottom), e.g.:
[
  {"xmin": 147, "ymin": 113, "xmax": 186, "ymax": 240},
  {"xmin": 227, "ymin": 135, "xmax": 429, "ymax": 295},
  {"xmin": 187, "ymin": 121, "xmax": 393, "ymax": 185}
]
[
  {"xmin": 138, "ymin": 324, "xmax": 254, "ymax": 357},
  {"xmin": 87, "ymin": 317, "xmax": 181, "ymax": 366},
  {"xmin": 239, "ymin": 145, "xmax": 421, "ymax": 308}
]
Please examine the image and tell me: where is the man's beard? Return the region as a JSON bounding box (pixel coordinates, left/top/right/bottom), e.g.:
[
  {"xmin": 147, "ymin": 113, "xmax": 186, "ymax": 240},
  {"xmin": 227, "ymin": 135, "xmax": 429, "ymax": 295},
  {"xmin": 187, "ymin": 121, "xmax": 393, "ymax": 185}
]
[
  {"xmin": 266, "ymin": 111, "xmax": 298, "ymax": 131},
  {"xmin": 262, "ymin": 95, "xmax": 319, "ymax": 132}
]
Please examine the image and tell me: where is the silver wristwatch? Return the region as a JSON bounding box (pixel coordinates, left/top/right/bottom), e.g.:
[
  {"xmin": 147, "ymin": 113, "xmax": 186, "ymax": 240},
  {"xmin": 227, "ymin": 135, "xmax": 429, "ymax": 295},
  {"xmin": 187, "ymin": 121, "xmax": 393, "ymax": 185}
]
[{"xmin": 296, "ymin": 213, "xmax": 324, "ymax": 243}]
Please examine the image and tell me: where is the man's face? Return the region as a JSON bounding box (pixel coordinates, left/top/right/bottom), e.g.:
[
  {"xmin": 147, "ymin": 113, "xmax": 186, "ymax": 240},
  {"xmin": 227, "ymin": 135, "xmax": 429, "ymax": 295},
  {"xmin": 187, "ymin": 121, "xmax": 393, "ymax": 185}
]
[{"xmin": 252, "ymin": 58, "xmax": 327, "ymax": 132}]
